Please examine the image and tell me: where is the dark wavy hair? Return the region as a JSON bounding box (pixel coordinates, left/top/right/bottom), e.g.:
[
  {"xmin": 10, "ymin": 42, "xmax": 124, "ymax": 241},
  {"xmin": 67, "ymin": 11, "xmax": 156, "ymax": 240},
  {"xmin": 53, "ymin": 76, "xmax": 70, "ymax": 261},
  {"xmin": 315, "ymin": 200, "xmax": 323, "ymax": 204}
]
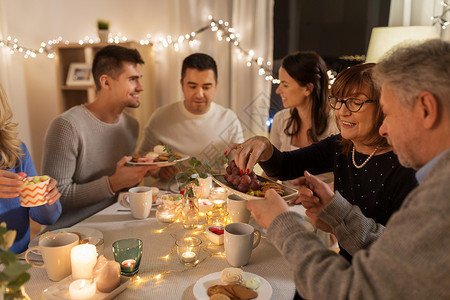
[
  {"xmin": 181, "ymin": 53, "xmax": 218, "ymax": 82},
  {"xmin": 331, "ymin": 63, "xmax": 389, "ymax": 153},
  {"xmin": 92, "ymin": 45, "xmax": 144, "ymax": 91},
  {"xmin": 281, "ymin": 51, "xmax": 329, "ymax": 142}
]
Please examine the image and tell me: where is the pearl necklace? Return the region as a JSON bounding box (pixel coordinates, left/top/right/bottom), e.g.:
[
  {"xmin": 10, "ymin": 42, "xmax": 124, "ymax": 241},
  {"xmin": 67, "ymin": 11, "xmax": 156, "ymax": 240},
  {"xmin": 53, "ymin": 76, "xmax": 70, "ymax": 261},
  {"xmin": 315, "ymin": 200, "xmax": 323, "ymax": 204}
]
[{"xmin": 352, "ymin": 146, "xmax": 379, "ymax": 169}]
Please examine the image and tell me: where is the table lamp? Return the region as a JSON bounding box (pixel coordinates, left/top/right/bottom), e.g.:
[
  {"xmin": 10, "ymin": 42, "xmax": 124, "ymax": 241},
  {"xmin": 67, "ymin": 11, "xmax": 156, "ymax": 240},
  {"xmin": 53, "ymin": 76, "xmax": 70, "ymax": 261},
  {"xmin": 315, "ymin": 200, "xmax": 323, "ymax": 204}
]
[{"xmin": 365, "ymin": 26, "xmax": 440, "ymax": 63}]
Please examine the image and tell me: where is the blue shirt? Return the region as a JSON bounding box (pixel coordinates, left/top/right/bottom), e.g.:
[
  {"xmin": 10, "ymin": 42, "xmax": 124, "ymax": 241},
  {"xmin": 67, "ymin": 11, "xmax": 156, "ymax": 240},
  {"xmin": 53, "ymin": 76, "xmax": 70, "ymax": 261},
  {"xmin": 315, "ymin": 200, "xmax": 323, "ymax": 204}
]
[
  {"xmin": 0, "ymin": 143, "xmax": 62, "ymax": 253},
  {"xmin": 415, "ymin": 149, "xmax": 450, "ymax": 183}
]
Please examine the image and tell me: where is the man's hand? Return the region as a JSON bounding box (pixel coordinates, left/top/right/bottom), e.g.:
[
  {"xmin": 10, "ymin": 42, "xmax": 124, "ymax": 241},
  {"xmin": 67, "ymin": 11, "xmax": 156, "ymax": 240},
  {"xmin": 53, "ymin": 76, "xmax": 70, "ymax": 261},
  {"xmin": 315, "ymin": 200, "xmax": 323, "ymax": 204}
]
[
  {"xmin": 45, "ymin": 178, "xmax": 61, "ymax": 205},
  {"xmin": 292, "ymin": 171, "xmax": 335, "ymax": 232},
  {"xmin": 246, "ymin": 189, "xmax": 289, "ymax": 229},
  {"xmin": 159, "ymin": 166, "xmax": 180, "ymax": 180},
  {"xmin": 293, "ymin": 171, "xmax": 334, "ymax": 213},
  {"xmin": 109, "ymin": 156, "xmax": 155, "ymax": 192},
  {"xmin": 0, "ymin": 170, "xmax": 24, "ymax": 199}
]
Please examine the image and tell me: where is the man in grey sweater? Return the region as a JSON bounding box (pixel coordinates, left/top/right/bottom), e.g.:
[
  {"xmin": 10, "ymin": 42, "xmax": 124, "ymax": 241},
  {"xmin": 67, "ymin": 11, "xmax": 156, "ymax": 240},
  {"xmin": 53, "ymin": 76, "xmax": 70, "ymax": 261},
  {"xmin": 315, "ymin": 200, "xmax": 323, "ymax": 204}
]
[
  {"xmin": 244, "ymin": 39, "xmax": 450, "ymax": 299},
  {"xmin": 43, "ymin": 45, "xmax": 157, "ymax": 229}
]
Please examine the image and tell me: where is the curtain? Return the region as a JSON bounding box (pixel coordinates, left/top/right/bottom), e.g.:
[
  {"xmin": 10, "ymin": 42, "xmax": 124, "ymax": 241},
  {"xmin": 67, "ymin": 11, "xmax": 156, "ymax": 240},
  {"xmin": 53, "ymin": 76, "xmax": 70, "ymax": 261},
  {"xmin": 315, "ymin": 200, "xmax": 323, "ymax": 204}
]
[
  {"xmin": 152, "ymin": 0, "xmax": 273, "ymax": 139},
  {"xmin": 388, "ymin": 0, "xmax": 448, "ymax": 40}
]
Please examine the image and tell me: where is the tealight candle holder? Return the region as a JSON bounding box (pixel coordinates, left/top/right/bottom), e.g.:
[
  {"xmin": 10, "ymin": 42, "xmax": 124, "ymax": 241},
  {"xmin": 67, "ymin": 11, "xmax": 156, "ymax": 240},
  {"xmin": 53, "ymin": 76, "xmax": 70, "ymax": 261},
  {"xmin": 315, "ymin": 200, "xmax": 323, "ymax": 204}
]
[
  {"xmin": 112, "ymin": 238, "xmax": 143, "ymax": 276},
  {"xmin": 175, "ymin": 237, "xmax": 202, "ymax": 266},
  {"xmin": 208, "ymin": 210, "xmax": 229, "ymax": 227},
  {"xmin": 69, "ymin": 279, "xmax": 96, "ymax": 299},
  {"xmin": 210, "ymin": 187, "xmax": 227, "ymax": 202},
  {"xmin": 156, "ymin": 205, "xmax": 177, "ymax": 224}
]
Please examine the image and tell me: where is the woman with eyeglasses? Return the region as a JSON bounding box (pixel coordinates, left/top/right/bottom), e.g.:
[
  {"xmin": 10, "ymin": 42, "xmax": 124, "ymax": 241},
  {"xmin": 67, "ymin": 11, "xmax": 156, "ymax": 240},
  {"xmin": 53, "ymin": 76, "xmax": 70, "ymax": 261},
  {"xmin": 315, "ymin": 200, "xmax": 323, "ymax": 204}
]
[
  {"xmin": 226, "ymin": 63, "xmax": 418, "ymax": 262},
  {"xmin": 270, "ymin": 51, "xmax": 338, "ymax": 186}
]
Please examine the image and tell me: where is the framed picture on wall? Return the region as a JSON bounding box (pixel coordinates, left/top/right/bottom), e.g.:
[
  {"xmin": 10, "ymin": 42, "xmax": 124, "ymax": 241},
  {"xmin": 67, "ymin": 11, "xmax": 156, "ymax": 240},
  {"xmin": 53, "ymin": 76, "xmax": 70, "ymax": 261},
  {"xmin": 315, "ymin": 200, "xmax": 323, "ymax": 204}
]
[{"xmin": 66, "ymin": 63, "xmax": 94, "ymax": 86}]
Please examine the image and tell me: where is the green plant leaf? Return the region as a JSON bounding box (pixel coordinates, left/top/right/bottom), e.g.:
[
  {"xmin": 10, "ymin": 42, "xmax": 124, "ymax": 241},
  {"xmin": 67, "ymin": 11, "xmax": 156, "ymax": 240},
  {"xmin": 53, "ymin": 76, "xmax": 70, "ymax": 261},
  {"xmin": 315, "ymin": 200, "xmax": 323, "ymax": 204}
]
[
  {"xmin": 6, "ymin": 272, "xmax": 30, "ymax": 291},
  {"xmin": 0, "ymin": 251, "xmax": 17, "ymax": 265}
]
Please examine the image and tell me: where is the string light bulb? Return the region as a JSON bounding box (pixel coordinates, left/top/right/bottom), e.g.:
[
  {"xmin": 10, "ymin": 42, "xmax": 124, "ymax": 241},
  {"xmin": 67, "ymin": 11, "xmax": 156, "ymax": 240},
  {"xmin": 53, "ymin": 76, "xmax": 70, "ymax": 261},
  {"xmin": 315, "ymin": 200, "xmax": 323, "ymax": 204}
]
[{"xmin": 0, "ymin": 16, "xmax": 274, "ymax": 80}]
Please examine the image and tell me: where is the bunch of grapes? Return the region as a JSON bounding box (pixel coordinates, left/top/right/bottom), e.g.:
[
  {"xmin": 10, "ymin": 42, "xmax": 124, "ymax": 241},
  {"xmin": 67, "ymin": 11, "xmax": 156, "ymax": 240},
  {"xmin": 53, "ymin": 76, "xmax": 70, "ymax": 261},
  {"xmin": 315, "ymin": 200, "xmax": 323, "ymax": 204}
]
[{"xmin": 223, "ymin": 160, "xmax": 261, "ymax": 193}]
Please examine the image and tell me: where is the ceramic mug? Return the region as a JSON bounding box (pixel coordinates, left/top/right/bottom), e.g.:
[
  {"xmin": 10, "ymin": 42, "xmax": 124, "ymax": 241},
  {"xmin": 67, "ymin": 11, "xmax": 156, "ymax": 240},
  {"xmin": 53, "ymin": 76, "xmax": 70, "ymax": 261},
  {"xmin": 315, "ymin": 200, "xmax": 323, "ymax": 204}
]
[
  {"xmin": 25, "ymin": 232, "xmax": 80, "ymax": 281},
  {"xmin": 224, "ymin": 223, "xmax": 261, "ymax": 267},
  {"xmin": 227, "ymin": 194, "xmax": 251, "ymax": 223},
  {"xmin": 124, "ymin": 187, "xmax": 153, "ymax": 219}
]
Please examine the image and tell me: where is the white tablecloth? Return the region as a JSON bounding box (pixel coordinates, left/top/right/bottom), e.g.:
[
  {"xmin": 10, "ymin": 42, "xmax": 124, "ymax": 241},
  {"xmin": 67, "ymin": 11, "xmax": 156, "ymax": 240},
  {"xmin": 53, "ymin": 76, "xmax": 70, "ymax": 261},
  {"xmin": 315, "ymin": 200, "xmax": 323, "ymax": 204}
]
[{"xmin": 23, "ymin": 201, "xmax": 297, "ymax": 299}]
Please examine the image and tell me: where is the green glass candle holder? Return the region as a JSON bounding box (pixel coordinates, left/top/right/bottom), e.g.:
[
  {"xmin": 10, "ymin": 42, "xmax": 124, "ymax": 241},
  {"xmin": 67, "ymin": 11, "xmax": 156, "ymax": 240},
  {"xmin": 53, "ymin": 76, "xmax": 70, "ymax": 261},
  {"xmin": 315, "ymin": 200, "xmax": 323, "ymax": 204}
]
[{"xmin": 112, "ymin": 238, "xmax": 143, "ymax": 276}]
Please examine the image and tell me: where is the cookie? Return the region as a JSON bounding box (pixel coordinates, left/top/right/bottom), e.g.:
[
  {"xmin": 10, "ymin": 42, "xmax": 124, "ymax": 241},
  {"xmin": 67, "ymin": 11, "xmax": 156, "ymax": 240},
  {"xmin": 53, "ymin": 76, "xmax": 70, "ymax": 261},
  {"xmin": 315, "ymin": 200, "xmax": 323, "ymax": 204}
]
[
  {"xmin": 210, "ymin": 294, "xmax": 231, "ymax": 300},
  {"xmin": 207, "ymin": 285, "xmax": 235, "ymax": 299},
  {"xmin": 231, "ymin": 285, "xmax": 258, "ymax": 300}
]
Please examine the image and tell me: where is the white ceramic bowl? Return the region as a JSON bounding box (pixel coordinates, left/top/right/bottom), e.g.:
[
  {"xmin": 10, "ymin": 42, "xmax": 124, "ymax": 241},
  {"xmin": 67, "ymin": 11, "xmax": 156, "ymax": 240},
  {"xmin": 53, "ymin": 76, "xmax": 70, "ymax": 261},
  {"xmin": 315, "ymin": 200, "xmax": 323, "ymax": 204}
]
[{"xmin": 205, "ymin": 226, "xmax": 224, "ymax": 245}]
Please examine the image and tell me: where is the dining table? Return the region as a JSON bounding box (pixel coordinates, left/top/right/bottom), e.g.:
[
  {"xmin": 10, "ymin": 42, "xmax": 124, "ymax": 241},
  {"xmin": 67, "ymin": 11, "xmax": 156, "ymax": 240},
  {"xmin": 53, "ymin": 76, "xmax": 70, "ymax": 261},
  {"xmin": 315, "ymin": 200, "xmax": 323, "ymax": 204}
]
[{"xmin": 20, "ymin": 190, "xmax": 301, "ymax": 299}]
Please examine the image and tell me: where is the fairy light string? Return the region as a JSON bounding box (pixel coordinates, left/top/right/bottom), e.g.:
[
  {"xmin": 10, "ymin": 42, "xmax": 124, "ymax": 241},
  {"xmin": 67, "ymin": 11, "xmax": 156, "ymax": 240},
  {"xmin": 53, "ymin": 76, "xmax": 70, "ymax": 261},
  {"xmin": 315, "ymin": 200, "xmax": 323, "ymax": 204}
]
[
  {"xmin": 0, "ymin": 16, "xmax": 275, "ymax": 82},
  {"xmin": 431, "ymin": 1, "xmax": 450, "ymax": 29}
]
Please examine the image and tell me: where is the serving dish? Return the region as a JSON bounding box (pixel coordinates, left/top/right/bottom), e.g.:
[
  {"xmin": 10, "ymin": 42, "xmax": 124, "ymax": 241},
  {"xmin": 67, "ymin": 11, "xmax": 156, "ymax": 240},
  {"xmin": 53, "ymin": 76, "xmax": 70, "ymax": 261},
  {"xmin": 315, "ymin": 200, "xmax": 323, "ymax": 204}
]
[
  {"xmin": 43, "ymin": 275, "xmax": 130, "ymax": 300},
  {"xmin": 211, "ymin": 174, "xmax": 297, "ymax": 200}
]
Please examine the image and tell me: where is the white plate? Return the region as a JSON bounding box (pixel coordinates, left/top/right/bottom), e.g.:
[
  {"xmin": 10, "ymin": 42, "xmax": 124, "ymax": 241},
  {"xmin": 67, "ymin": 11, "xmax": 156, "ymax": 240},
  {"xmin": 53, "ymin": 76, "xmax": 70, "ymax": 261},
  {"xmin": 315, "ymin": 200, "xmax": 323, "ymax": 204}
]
[
  {"xmin": 29, "ymin": 227, "xmax": 103, "ymax": 254},
  {"xmin": 126, "ymin": 155, "xmax": 190, "ymax": 167},
  {"xmin": 212, "ymin": 174, "xmax": 298, "ymax": 201},
  {"xmin": 43, "ymin": 275, "xmax": 130, "ymax": 300},
  {"xmin": 193, "ymin": 271, "xmax": 272, "ymax": 300}
]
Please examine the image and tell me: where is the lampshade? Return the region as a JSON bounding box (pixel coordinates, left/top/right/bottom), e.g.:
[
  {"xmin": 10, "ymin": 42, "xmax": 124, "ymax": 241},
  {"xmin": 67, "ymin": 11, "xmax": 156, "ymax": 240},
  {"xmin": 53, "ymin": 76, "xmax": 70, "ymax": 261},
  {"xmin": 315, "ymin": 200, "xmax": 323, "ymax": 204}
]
[{"xmin": 365, "ymin": 26, "xmax": 440, "ymax": 63}]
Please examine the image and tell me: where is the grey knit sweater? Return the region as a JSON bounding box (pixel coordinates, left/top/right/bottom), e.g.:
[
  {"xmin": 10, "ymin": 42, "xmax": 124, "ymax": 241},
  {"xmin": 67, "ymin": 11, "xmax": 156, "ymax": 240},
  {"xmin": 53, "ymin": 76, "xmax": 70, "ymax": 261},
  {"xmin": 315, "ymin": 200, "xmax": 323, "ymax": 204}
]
[
  {"xmin": 267, "ymin": 150, "xmax": 450, "ymax": 299},
  {"xmin": 42, "ymin": 105, "xmax": 139, "ymax": 229}
]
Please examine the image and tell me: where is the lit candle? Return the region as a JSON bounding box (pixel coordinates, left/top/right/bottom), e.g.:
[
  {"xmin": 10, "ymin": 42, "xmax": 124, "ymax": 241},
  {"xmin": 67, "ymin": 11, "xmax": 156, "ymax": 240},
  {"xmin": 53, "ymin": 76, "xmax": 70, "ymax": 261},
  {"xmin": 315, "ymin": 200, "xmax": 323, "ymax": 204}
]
[
  {"xmin": 69, "ymin": 279, "xmax": 96, "ymax": 299},
  {"xmin": 71, "ymin": 244, "xmax": 98, "ymax": 280},
  {"xmin": 121, "ymin": 259, "xmax": 136, "ymax": 267},
  {"xmin": 181, "ymin": 251, "xmax": 197, "ymax": 263}
]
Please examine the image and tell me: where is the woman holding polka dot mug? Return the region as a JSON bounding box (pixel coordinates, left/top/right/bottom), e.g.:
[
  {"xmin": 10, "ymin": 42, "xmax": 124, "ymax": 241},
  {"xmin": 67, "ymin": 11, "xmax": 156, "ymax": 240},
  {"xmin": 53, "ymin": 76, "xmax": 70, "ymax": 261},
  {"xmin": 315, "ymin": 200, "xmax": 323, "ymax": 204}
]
[{"xmin": 227, "ymin": 63, "xmax": 418, "ymax": 262}]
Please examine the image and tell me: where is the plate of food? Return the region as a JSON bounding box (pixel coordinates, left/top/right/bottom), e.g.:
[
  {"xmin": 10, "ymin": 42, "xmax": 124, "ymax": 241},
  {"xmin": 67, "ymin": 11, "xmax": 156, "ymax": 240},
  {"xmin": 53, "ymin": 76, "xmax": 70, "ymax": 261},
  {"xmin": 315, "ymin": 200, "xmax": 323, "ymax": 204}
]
[
  {"xmin": 42, "ymin": 275, "xmax": 130, "ymax": 300},
  {"xmin": 212, "ymin": 174, "xmax": 297, "ymax": 201},
  {"xmin": 126, "ymin": 144, "xmax": 189, "ymax": 167},
  {"xmin": 29, "ymin": 227, "xmax": 104, "ymax": 255},
  {"xmin": 193, "ymin": 268, "xmax": 272, "ymax": 300}
]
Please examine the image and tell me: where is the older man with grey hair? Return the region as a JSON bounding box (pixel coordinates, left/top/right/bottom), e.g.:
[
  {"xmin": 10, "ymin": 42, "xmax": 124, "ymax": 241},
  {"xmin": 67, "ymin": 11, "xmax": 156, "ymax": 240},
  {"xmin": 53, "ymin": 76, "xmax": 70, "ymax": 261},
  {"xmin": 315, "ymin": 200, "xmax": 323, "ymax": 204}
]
[{"xmin": 244, "ymin": 39, "xmax": 450, "ymax": 299}]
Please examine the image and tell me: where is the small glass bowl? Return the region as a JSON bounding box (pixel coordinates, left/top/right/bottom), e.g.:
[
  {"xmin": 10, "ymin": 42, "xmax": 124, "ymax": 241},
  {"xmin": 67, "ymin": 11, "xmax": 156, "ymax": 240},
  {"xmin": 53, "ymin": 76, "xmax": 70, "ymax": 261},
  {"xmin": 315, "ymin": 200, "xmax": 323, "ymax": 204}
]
[
  {"xmin": 156, "ymin": 205, "xmax": 177, "ymax": 224},
  {"xmin": 175, "ymin": 236, "xmax": 202, "ymax": 265}
]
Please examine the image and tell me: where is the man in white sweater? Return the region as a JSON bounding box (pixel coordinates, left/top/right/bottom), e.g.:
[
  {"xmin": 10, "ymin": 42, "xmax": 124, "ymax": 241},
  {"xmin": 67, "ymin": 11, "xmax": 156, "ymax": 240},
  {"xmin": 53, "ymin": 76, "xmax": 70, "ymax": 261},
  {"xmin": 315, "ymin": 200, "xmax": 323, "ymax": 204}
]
[
  {"xmin": 232, "ymin": 39, "xmax": 450, "ymax": 299},
  {"xmin": 138, "ymin": 53, "xmax": 244, "ymax": 181},
  {"xmin": 43, "ymin": 45, "xmax": 157, "ymax": 229}
]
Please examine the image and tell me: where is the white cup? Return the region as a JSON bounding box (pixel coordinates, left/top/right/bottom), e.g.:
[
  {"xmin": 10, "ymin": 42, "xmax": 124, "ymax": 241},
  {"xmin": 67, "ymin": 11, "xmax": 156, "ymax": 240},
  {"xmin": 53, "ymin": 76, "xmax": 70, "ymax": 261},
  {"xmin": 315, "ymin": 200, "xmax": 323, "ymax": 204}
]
[
  {"xmin": 224, "ymin": 223, "xmax": 261, "ymax": 267},
  {"xmin": 25, "ymin": 232, "xmax": 80, "ymax": 281},
  {"xmin": 125, "ymin": 187, "xmax": 153, "ymax": 219},
  {"xmin": 227, "ymin": 194, "xmax": 251, "ymax": 223},
  {"xmin": 191, "ymin": 173, "xmax": 212, "ymax": 198}
]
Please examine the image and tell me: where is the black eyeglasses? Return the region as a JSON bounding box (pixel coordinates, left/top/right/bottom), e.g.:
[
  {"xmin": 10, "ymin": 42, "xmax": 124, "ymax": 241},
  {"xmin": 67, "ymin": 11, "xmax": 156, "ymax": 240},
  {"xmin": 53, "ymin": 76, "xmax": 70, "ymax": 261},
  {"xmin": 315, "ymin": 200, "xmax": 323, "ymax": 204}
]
[{"xmin": 328, "ymin": 96, "xmax": 375, "ymax": 113}]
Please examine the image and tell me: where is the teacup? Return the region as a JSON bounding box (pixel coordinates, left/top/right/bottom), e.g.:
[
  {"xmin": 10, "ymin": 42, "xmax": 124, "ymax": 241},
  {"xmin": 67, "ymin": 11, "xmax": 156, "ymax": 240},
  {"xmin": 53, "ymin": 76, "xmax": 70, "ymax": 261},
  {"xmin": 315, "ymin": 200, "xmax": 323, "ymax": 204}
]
[
  {"xmin": 227, "ymin": 194, "xmax": 251, "ymax": 223},
  {"xmin": 25, "ymin": 232, "xmax": 79, "ymax": 281},
  {"xmin": 224, "ymin": 223, "xmax": 261, "ymax": 267},
  {"xmin": 123, "ymin": 187, "xmax": 153, "ymax": 219}
]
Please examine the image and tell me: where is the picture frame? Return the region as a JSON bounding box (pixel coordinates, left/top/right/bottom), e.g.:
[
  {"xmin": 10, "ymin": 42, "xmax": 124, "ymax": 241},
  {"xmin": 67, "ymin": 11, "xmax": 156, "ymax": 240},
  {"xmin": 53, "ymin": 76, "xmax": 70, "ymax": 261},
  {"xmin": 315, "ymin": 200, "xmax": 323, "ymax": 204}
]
[{"xmin": 66, "ymin": 63, "xmax": 94, "ymax": 86}]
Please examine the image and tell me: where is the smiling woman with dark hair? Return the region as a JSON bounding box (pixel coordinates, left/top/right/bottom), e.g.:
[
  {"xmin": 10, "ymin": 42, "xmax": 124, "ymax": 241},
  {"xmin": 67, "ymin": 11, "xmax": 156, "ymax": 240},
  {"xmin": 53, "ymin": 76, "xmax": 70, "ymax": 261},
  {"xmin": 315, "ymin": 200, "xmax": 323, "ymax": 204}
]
[{"xmin": 227, "ymin": 63, "xmax": 418, "ymax": 262}]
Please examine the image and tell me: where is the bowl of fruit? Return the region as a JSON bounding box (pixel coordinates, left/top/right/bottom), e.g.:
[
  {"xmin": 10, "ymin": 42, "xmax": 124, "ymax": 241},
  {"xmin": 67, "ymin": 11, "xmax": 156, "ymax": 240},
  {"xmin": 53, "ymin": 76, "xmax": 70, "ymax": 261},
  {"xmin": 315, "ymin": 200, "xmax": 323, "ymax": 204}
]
[{"xmin": 212, "ymin": 160, "xmax": 297, "ymax": 200}]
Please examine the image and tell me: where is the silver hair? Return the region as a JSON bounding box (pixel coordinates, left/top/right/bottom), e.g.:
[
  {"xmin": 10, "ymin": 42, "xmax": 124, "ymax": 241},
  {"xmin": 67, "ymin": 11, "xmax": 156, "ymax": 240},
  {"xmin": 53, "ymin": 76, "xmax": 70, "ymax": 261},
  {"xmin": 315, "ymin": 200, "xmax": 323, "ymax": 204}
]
[{"xmin": 373, "ymin": 39, "xmax": 450, "ymax": 110}]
